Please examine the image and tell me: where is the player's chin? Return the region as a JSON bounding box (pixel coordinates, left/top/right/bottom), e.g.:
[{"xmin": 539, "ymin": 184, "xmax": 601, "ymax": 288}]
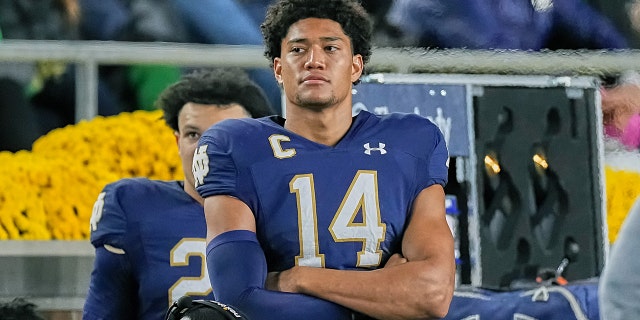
[{"xmin": 295, "ymin": 94, "xmax": 336, "ymax": 109}]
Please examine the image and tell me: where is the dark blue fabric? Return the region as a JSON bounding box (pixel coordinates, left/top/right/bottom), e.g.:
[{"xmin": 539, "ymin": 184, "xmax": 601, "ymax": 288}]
[
  {"xmin": 206, "ymin": 230, "xmax": 356, "ymax": 320},
  {"xmin": 388, "ymin": 0, "xmax": 628, "ymax": 50},
  {"xmin": 196, "ymin": 112, "xmax": 448, "ymax": 273},
  {"xmin": 445, "ymin": 280, "xmax": 600, "ymax": 319},
  {"xmin": 78, "ymin": 0, "xmax": 129, "ymax": 40},
  {"xmin": 83, "ymin": 179, "xmax": 214, "ymax": 320}
]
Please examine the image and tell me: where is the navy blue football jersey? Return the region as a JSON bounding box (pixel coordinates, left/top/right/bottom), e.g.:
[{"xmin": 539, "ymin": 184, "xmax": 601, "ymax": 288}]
[
  {"xmin": 195, "ymin": 110, "xmax": 449, "ymax": 273},
  {"xmin": 83, "ymin": 178, "xmax": 214, "ymax": 320}
]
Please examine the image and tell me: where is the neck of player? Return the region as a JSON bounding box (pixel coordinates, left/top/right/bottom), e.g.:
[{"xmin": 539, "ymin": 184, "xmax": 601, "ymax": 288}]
[{"xmin": 284, "ymin": 101, "xmax": 353, "ymax": 147}]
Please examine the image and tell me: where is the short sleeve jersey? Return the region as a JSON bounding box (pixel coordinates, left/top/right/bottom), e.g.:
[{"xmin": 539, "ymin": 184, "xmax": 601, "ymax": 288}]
[
  {"xmin": 195, "ymin": 111, "xmax": 448, "ymax": 272},
  {"xmin": 84, "ymin": 178, "xmax": 214, "ymax": 320}
]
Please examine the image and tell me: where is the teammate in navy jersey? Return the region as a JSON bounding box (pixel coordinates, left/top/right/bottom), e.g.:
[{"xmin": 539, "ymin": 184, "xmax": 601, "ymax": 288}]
[
  {"xmin": 194, "ymin": 0, "xmax": 456, "ymax": 319},
  {"xmin": 82, "ymin": 68, "xmax": 274, "ymax": 320}
]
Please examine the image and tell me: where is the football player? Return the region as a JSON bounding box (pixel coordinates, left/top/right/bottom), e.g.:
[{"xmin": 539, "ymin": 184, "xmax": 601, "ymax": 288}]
[
  {"xmin": 82, "ymin": 68, "xmax": 274, "ymax": 320},
  {"xmin": 195, "ymin": 0, "xmax": 456, "ymax": 319}
]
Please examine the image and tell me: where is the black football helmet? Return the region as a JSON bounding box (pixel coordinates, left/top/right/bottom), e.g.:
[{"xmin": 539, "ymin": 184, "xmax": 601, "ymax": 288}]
[{"xmin": 165, "ymin": 295, "xmax": 248, "ymax": 320}]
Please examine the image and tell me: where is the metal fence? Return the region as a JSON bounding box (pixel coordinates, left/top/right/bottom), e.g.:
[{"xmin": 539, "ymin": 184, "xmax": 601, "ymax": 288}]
[
  {"xmin": 0, "ymin": 39, "xmax": 637, "ymax": 313},
  {"xmin": 1, "ymin": 40, "xmax": 640, "ymax": 121}
]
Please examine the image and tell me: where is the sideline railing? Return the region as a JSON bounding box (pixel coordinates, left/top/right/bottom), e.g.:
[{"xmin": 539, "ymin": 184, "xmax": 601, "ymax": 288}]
[
  {"xmin": 1, "ymin": 40, "xmax": 640, "ymax": 121},
  {"xmin": 1, "ymin": 39, "xmax": 638, "ymax": 313}
]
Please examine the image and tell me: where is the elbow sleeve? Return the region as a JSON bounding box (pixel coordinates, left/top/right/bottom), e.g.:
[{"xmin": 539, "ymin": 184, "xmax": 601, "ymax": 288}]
[
  {"xmin": 206, "ymin": 230, "xmax": 267, "ymax": 304},
  {"xmin": 206, "ymin": 230, "xmax": 355, "ymax": 320}
]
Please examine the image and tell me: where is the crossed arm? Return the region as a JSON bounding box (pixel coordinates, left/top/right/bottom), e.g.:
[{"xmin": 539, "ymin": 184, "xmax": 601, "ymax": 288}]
[
  {"xmin": 204, "ymin": 184, "xmax": 455, "ymax": 320},
  {"xmin": 204, "ymin": 195, "xmax": 355, "ymax": 320},
  {"xmin": 266, "ymin": 184, "xmax": 456, "ymax": 319}
]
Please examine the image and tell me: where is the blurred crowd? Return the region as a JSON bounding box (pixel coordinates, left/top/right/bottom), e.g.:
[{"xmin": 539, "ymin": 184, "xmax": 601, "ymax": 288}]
[{"xmin": 1, "ymin": 0, "xmax": 640, "ymax": 152}]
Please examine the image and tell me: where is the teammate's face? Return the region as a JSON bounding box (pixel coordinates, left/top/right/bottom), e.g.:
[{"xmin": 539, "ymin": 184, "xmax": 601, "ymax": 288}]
[
  {"xmin": 175, "ymin": 102, "xmax": 249, "ymax": 200},
  {"xmin": 274, "ymin": 18, "xmax": 363, "ymax": 111}
]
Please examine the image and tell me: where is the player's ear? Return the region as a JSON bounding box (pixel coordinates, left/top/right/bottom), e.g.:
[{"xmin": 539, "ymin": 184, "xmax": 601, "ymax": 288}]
[
  {"xmin": 274, "ymin": 58, "xmax": 283, "ymax": 86},
  {"xmin": 351, "ymin": 55, "xmax": 363, "ymax": 83}
]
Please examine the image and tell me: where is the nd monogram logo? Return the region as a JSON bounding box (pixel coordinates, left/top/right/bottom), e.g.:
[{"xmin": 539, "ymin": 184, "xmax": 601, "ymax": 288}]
[
  {"xmin": 192, "ymin": 145, "xmax": 209, "ymax": 187},
  {"xmin": 363, "ymin": 143, "xmax": 387, "ymax": 155}
]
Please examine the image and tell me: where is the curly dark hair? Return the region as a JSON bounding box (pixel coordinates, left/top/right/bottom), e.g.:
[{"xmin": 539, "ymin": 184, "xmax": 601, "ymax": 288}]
[
  {"xmin": 0, "ymin": 298, "xmax": 45, "ymax": 320},
  {"xmin": 155, "ymin": 68, "xmax": 275, "ymax": 132},
  {"xmin": 261, "ymin": 0, "xmax": 373, "ymax": 75}
]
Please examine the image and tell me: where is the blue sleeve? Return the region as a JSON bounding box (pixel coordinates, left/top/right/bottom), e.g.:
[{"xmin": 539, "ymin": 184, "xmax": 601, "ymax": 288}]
[
  {"xmin": 90, "ymin": 182, "xmax": 129, "ymax": 249},
  {"xmin": 83, "ymin": 246, "xmax": 137, "ymax": 320},
  {"xmin": 195, "ymin": 121, "xmax": 260, "ymax": 212},
  {"xmin": 552, "ymin": 0, "xmax": 628, "ymax": 49},
  {"xmin": 194, "ymin": 130, "xmax": 240, "ymax": 199},
  {"xmin": 206, "ymin": 230, "xmax": 355, "ymax": 320},
  {"xmin": 423, "ymin": 122, "xmax": 449, "ymax": 189}
]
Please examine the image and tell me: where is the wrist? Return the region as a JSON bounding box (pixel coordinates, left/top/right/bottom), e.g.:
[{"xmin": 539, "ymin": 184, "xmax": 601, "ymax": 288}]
[{"xmin": 279, "ymin": 266, "xmax": 305, "ymax": 293}]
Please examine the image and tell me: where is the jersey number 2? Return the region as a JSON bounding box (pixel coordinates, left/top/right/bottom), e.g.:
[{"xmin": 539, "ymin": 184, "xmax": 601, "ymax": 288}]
[
  {"xmin": 168, "ymin": 239, "xmax": 211, "ymax": 306},
  {"xmin": 290, "ymin": 170, "xmax": 386, "ymax": 268}
]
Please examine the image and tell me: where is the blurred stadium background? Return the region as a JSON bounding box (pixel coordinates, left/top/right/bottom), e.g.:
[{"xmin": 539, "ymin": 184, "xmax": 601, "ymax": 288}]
[{"xmin": 1, "ymin": 40, "xmax": 640, "ymax": 319}]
